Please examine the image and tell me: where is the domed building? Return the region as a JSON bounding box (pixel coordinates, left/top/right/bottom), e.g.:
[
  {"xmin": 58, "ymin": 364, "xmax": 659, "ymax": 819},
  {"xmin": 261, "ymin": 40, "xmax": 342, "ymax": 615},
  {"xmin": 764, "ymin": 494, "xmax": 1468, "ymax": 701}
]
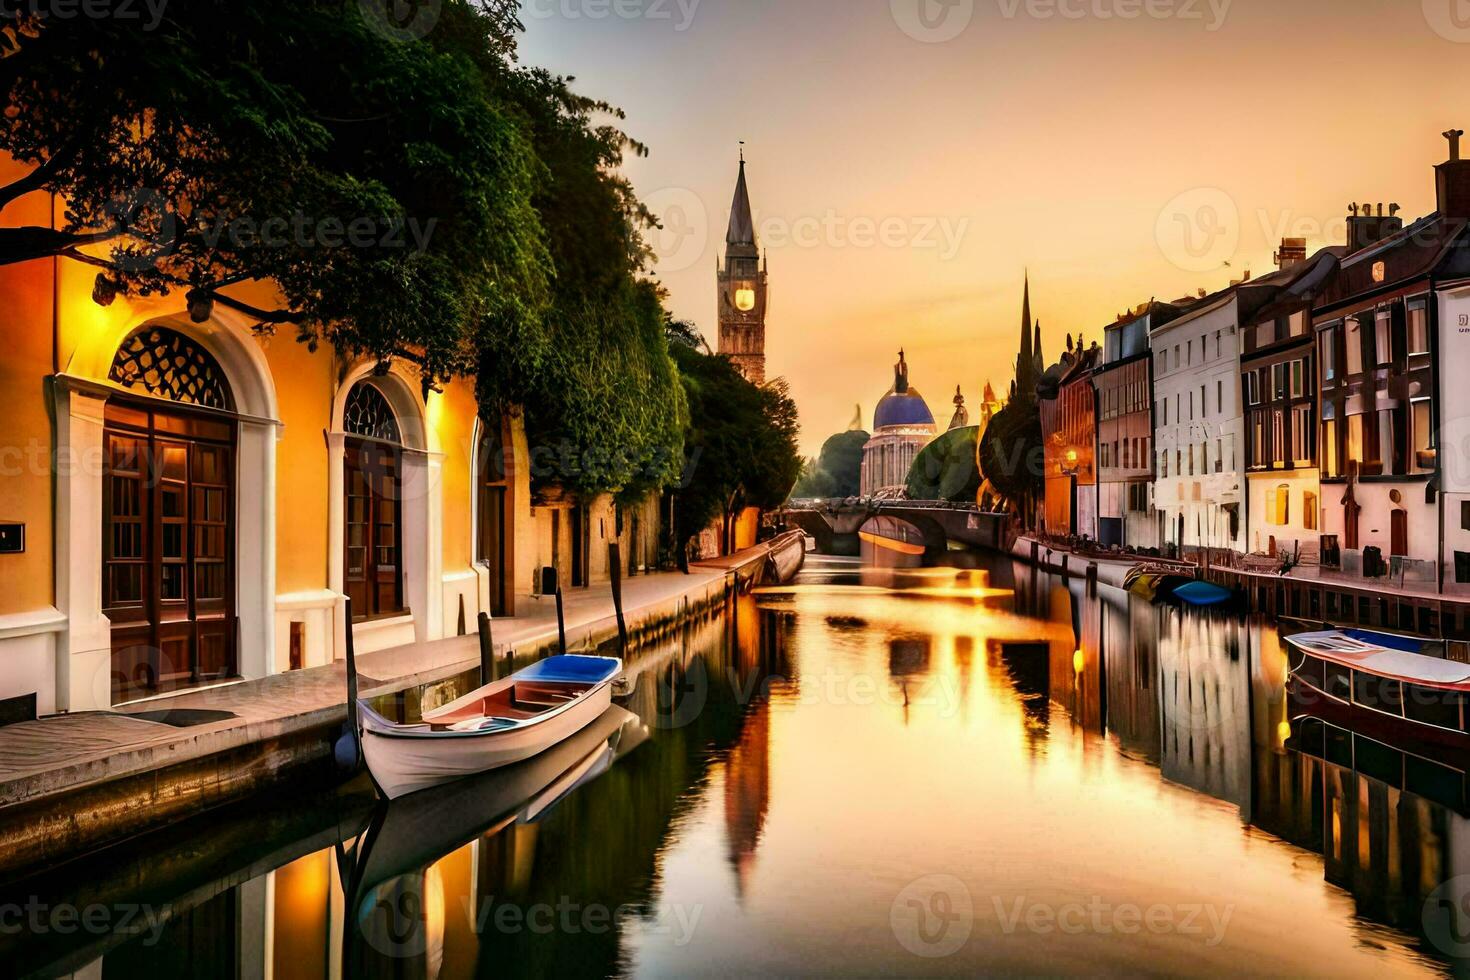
[{"xmin": 861, "ymin": 351, "xmax": 939, "ymax": 496}]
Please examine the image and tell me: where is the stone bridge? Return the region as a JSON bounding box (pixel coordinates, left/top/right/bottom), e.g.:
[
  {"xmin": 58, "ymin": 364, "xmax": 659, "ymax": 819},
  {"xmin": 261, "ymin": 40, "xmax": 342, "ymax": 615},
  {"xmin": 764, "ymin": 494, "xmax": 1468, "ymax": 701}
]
[{"xmin": 781, "ymin": 500, "xmax": 1009, "ymax": 560}]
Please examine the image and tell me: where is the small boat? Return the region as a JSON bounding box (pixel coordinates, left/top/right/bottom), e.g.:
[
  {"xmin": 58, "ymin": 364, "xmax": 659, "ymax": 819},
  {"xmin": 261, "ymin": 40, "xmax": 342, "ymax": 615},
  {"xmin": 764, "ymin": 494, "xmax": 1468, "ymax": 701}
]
[
  {"xmin": 341, "ymin": 705, "xmax": 647, "ymax": 975},
  {"xmin": 350, "ymin": 653, "xmax": 623, "ymax": 801},
  {"xmin": 1171, "ymin": 580, "xmax": 1236, "ymax": 608},
  {"xmin": 1285, "ymin": 628, "xmax": 1470, "ymax": 751}
]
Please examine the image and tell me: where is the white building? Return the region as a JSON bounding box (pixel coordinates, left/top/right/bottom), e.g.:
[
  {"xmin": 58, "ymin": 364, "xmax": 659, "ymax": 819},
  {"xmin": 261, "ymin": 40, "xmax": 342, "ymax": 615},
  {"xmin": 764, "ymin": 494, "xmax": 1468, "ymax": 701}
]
[{"xmin": 1152, "ymin": 289, "xmax": 1250, "ymax": 556}]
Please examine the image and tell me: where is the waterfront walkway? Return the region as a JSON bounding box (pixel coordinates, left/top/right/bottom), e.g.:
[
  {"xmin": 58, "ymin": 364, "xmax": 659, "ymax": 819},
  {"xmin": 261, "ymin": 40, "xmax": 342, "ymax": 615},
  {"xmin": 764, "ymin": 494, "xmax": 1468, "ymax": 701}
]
[
  {"xmin": 1012, "ymin": 534, "xmax": 1470, "ymax": 635},
  {"xmin": 0, "ymin": 534, "xmax": 804, "ymax": 875}
]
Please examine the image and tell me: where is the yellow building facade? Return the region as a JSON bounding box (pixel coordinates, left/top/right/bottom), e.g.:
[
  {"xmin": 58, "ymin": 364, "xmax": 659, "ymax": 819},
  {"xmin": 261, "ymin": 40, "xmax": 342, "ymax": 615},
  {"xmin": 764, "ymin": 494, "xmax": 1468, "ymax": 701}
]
[{"xmin": 0, "ymin": 172, "xmax": 659, "ymax": 714}]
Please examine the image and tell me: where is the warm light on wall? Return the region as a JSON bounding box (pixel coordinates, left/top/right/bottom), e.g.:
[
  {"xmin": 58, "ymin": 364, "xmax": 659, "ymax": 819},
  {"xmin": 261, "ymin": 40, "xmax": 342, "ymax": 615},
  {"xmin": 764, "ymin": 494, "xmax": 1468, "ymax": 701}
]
[
  {"xmin": 735, "ymin": 287, "xmax": 756, "ymax": 312},
  {"xmin": 1072, "ymin": 648, "xmax": 1085, "ymax": 674}
]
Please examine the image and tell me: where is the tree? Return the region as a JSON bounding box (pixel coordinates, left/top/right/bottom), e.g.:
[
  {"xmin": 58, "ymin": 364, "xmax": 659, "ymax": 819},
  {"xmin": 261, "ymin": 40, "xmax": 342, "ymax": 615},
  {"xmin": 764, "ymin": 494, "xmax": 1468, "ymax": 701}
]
[
  {"xmin": 477, "ymin": 64, "xmax": 685, "ymax": 498},
  {"xmin": 906, "ymin": 426, "xmax": 981, "ymax": 502},
  {"xmin": 979, "ymin": 399, "xmax": 1044, "ymax": 526},
  {"xmin": 792, "ymin": 429, "xmax": 868, "ymax": 499},
  {"xmin": 0, "ymin": 0, "xmax": 547, "ymax": 385},
  {"xmin": 667, "ymin": 344, "xmax": 802, "ymax": 563}
]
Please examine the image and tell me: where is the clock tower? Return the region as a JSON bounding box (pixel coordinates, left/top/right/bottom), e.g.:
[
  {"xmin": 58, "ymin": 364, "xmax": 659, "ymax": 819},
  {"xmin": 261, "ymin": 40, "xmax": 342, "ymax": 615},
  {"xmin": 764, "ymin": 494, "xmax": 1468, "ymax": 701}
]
[{"xmin": 717, "ymin": 153, "xmax": 768, "ymax": 385}]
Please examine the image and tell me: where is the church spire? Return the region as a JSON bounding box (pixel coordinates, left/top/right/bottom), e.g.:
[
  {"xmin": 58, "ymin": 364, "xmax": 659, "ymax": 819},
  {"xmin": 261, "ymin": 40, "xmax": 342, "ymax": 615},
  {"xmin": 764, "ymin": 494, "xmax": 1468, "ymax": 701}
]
[
  {"xmin": 1033, "ymin": 320, "xmax": 1044, "ymax": 374},
  {"xmin": 1016, "ymin": 273, "xmax": 1036, "ymax": 397},
  {"xmin": 726, "ymin": 153, "xmax": 757, "ymax": 249}
]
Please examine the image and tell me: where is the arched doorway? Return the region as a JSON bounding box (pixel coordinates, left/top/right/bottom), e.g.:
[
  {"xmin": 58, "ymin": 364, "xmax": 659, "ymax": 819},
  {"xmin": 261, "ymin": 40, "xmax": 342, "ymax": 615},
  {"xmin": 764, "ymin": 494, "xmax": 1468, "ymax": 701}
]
[
  {"xmin": 341, "ymin": 380, "xmax": 407, "ymax": 623},
  {"xmin": 103, "ymin": 327, "xmax": 239, "ymax": 702}
]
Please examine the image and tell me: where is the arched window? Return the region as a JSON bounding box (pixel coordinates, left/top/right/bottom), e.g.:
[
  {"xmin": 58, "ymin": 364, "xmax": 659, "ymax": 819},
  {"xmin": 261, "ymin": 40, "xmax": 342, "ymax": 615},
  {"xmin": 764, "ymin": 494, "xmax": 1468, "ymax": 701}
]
[
  {"xmin": 343, "ymin": 382, "xmax": 401, "ymax": 443},
  {"xmin": 343, "ymin": 381, "xmax": 404, "ymax": 622},
  {"xmin": 109, "ymin": 327, "xmax": 234, "ymax": 411}
]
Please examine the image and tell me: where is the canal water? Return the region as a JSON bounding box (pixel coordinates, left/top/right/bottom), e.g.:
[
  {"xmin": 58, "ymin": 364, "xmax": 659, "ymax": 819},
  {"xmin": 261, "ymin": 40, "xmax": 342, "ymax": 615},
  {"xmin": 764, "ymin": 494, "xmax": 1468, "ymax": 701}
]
[{"xmin": 5, "ymin": 554, "xmax": 1469, "ymax": 978}]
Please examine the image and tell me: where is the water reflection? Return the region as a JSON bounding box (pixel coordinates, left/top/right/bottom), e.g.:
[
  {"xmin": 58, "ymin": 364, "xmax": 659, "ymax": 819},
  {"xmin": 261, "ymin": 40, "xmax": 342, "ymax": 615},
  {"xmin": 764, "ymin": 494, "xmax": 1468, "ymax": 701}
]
[{"xmin": 4, "ymin": 556, "xmax": 1470, "ymax": 977}]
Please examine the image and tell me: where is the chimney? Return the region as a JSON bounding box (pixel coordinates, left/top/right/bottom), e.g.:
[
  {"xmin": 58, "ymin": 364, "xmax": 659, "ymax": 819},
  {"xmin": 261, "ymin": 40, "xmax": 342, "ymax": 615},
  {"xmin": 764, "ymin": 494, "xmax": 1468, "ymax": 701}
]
[
  {"xmin": 1436, "ymin": 128, "xmax": 1470, "ymax": 219},
  {"xmin": 1346, "ymin": 201, "xmax": 1405, "ymax": 252},
  {"xmin": 1274, "ymin": 237, "xmax": 1308, "ymax": 269}
]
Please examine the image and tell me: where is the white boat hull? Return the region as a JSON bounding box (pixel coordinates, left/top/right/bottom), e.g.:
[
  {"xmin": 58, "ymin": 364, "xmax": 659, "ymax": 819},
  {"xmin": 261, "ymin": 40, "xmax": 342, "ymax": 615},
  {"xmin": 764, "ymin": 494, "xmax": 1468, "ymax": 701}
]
[{"xmin": 361, "ymin": 682, "xmax": 614, "ymax": 800}]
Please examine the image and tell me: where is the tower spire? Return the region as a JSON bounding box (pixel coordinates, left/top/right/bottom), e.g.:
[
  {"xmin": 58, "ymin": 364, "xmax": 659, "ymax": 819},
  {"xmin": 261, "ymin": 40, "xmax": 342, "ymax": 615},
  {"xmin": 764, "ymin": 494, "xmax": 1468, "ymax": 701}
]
[
  {"xmin": 1017, "ymin": 273, "xmax": 1035, "ymax": 396},
  {"xmin": 726, "ymin": 150, "xmax": 756, "ymax": 249}
]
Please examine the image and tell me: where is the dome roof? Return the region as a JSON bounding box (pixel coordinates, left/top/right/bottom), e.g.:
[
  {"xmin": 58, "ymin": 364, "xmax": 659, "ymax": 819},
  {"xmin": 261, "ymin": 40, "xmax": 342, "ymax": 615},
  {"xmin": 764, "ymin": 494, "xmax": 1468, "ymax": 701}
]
[
  {"xmin": 873, "ymin": 350, "xmax": 936, "ymax": 430},
  {"xmin": 874, "ymin": 387, "xmax": 935, "ymax": 429}
]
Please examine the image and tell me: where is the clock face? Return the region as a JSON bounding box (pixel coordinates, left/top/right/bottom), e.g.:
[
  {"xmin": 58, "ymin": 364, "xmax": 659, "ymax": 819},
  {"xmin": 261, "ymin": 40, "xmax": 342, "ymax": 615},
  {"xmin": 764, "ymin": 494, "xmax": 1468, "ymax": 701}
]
[{"xmin": 735, "ymin": 286, "xmax": 757, "ymax": 312}]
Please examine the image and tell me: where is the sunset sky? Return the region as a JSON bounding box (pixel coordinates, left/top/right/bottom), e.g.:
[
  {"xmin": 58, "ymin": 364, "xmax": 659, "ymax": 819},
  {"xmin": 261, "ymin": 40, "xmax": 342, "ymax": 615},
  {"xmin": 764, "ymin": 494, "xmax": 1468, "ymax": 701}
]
[{"xmin": 519, "ymin": 0, "xmax": 1470, "ymax": 455}]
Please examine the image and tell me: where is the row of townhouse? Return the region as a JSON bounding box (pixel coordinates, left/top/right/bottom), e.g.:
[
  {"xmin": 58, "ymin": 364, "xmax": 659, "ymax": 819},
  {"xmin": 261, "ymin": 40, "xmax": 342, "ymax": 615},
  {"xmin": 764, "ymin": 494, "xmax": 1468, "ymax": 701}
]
[{"xmin": 1039, "ymin": 130, "xmax": 1470, "ymax": 597}]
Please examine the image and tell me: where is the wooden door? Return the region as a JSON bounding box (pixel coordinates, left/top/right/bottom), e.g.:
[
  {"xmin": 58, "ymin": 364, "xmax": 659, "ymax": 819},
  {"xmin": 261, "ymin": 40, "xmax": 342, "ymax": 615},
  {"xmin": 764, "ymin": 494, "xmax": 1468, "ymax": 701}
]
[
  {"xmin": 104, "ymin": 403, "xmax": 237, "ymax": 703},
  {"xmin": 345, "ymin": 438, "xmax": 404, "ymax": 622},
  {"xmin": 1391, "ymin": 509, "xmax": 1408, "ymax": 558},
  {"xmin": 571, "ymin": 505, "xmax": 586, "ymax": 587},
  {"xmin": 478, "ymin": 485, "xmax": 508, "ymax": 618}
]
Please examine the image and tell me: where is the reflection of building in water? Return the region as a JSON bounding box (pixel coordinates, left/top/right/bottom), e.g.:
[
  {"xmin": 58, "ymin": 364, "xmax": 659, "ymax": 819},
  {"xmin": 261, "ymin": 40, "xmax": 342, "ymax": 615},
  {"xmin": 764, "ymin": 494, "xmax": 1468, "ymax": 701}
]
[
  {"xmin": 1049, "ymin": 580, "xmax": 1104, "ymax": 734},
  {"xmin": 1158, "ymin": 611, "xmax": 1250, "ymax": 808},
  {"xmin": 723, "ymin": 701, "xmax": 772, "ymax": 900},
  {"xmin": 991, "ymin": 639, "xmax": 1051, "ymax": 749},
  {"xmin": 1259, "ymin": 718, "xmax": 1470, "ymax": 951},
  {"xmin": 1101, "ymin": 591, "xmax": 1161, "ymax": 764}
]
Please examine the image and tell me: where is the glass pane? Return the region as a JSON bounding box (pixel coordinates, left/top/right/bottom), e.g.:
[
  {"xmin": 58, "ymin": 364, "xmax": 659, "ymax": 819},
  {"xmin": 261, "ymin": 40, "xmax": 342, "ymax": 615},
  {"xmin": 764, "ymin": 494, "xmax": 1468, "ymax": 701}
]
[
  {"xmin": 196, "ymin": 563, "xmax": 224, "ymax": 601},
  {"xmin": 164, "ymin": 523, "xmax": 185, "ymax": 558},
  {"xmin": 161, "ymin": 445, "xmax": 188, "ymax": 481},
  {"xmin": 161, "ymin": 563, "xmax": 184, "ymax": 600}
]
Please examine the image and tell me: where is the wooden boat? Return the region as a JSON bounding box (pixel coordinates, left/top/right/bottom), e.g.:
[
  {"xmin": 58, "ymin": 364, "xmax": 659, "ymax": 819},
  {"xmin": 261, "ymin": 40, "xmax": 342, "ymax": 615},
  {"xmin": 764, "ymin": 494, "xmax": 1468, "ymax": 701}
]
[
  {"xmin": 345, "ymin": 706, "xmax": 645, "ymax": 896},
  {"xmin": 1285, "ymin": 628, "xmax": 1470, "ymax": 753},
  {"xmin": 1171, "ymin": 580, "xmax": 1236, "ymax": 608},
  {"xmin": 764, "ymin": 531, "xmax": 808, "ymax": 584},
  {"xmin": 351, "ymin": 653, "xmax": 624, "ymax": 801},
  {"xmin": 341, "ymin": 705, "xmax": 647, "ymax": 974}
]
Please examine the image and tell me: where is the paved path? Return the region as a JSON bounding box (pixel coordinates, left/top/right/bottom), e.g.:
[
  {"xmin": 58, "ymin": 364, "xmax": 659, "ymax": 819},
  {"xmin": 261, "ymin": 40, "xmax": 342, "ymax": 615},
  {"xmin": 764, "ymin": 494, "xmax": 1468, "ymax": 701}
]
[
  {"xmin": 0, "ymin": 538, "xmax": 799, "ymax": 809},
  {"xmin": 1014, "ymin": 534, "xmax": 1463, "ymax": 607}
]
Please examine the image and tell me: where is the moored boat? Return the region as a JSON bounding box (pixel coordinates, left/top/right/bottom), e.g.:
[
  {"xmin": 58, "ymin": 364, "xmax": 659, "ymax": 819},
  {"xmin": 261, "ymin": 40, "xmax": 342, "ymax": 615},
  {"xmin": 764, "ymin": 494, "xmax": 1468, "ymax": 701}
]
[
  {"xmin": 1171, "ymin": 580, "xmax": 1237, "ymax": 608},
  {"xmin": 350, "ymin": 652, "xmax": 624, "ymax": 801},
  {"xmin": 1285, "ymin": 628, "xmax": 1470, "ymax": 752}
]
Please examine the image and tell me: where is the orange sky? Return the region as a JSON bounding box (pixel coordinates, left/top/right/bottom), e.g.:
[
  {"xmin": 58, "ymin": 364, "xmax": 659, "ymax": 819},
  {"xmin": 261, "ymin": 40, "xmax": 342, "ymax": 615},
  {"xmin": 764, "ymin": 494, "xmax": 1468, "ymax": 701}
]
[{"xmin": 518, "ymin": 0, "xmax": 1470, "ymax": 455}]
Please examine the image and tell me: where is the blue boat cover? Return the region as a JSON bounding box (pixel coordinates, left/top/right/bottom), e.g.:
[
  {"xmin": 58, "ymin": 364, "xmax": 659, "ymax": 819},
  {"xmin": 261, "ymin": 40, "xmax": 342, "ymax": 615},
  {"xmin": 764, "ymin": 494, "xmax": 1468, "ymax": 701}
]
[
  {"xmin": 1344, "ymin": 629, "xmax": 1427, "ymax": 654},
  {"xmin": 517, "ymin": 655, "xmax": 621, "ymax": 684},
  {"xmin": 1173, "ymin": 581, "xmax": 1234, "ymax": 607}
]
